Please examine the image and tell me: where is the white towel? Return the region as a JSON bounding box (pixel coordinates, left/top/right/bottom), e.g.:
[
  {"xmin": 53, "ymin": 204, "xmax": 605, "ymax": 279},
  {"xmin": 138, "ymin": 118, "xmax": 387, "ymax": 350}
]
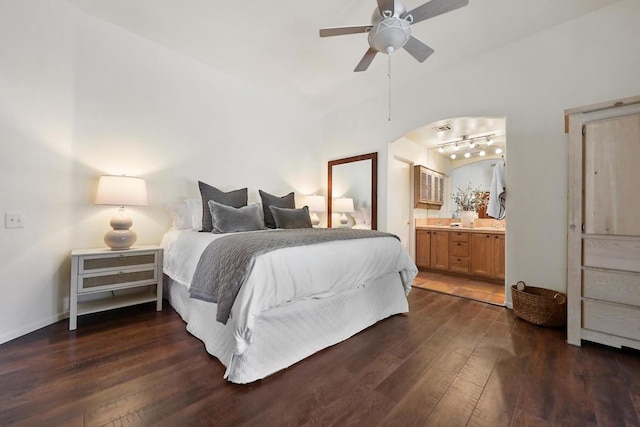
[{"xmin": 487, "ymin": 160, "xmax": 506, "ymax": 219}]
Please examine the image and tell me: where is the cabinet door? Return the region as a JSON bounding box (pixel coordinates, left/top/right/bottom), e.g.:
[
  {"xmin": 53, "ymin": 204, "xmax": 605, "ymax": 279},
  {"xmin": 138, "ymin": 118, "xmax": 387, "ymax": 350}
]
[
  {"xmin": 471, "ymin": 233, "xmax": 493, "ymax": 277},
  {"xmin": 415, "ymin": 230, "xmax": 431, "ymax": 269},
  {"xmin": 430, "ymin": 231, "xmax": 449, "ymax": 270},
  {"xmin": 434, "ymin": 174, "xmax": 444, "ymax": 204},
  {"xmin": 584, "ymin": 113, "xmax": 640, "ymax": 236},
  {"xmin": 491, "ymin": 234, "xmax": 505, "ymax": 280},
  {"xmin": 414, "ymin": 166, "xmax": 428, "ymax": 207}
]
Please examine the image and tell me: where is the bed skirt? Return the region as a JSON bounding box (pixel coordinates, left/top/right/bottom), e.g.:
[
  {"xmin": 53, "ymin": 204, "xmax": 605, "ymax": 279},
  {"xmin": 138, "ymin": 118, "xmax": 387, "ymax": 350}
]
[{"xmin": 164, "ymin": 272, "xmax": 408, "ymax": 384}]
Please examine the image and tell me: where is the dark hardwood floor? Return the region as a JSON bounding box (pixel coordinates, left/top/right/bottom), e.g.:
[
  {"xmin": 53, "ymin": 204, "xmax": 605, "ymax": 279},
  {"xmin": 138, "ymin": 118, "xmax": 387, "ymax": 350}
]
[{"xmin": 1, "ymin": 289, "xmax": 639, "ymax": 426}]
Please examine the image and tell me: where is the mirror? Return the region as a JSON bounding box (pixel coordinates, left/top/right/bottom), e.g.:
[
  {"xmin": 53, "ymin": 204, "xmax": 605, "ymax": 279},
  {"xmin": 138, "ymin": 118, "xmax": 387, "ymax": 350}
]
[{"xmin": 328, "ymin": 152, "xmax": 377, "ymax": 229}]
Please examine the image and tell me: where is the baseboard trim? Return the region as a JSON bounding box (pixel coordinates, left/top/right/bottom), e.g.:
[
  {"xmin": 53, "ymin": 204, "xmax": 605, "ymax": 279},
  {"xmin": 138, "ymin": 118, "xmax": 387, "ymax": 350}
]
[{"xmin": 0, "ymin": 312, "xmax": 69, "ymax": 345}]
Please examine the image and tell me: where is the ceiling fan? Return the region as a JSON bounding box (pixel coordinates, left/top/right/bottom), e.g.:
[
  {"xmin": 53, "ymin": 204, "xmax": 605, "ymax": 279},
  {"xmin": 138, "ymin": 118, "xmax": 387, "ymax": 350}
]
[{"xmin": 320, "ymin": 0, "xmax": 469, "ymax": 72}]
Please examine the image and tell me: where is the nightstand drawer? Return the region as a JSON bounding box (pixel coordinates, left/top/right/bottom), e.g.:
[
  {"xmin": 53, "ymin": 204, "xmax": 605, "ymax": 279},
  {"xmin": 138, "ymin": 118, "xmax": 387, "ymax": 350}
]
[
  {"xmin": 79, "ymin": 251, "xmax": 157, "ymax": 274},
  {"xmin": 78, "ymin": 267, "xmax": 157, "ymax": 293}
]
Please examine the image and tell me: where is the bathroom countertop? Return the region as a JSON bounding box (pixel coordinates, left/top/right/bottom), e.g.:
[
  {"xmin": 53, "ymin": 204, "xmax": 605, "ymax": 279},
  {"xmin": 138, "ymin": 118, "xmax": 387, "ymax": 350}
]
[{"xmin": 415, "ymin": 225, "xmax": 505, "ymax": 234}]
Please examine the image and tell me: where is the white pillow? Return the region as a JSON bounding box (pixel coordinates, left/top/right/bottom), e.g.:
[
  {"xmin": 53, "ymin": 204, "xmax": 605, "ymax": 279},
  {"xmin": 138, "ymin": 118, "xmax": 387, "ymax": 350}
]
[
  {"xmin": 361, "ymin": 207, "xmax": 371, "ymax": 225},
  {"xmin": 163, "ymin": 201, "xmax": 194, "ymax": 230},
  {"xmin": 164, "ymin": 199, "xmax": 203, "ymax": 230},
  {"xmin": 350, "ymin": 210, "xmax": 366, "ymax": 225},
  {"xmin": 186, "ymin": 198, "xmax": 202, "ymax": 230}
]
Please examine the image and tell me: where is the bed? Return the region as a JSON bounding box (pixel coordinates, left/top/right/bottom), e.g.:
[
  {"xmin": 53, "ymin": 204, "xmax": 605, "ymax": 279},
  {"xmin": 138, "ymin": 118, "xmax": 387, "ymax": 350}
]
[{"xmin": 160, "ymin": 227, "xmax": 417, "ymax": 384}]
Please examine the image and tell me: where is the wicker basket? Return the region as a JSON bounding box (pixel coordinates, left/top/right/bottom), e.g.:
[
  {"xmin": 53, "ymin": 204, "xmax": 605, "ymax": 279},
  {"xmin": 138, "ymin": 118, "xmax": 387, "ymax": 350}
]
[{"xmin": 511, "ymin": 281, "xmax": 567, "ymax": 327}]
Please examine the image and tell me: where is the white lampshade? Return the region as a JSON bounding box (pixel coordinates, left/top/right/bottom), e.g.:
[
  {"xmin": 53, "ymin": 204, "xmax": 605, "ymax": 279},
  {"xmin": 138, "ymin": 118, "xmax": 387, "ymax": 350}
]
[
  {"xmin": 95, "ymin": 175, "xmax": 147, "ymax": 250},
  {"xmin": 333, "ymin": 198, "xmax": 354, "ymax": 213},
  {"xmin": 95, "ymin": 175, "xmax": 148, "ymax": 206},
  {"xmin": 305, "ymin": 195, "xmax": 326, "ymax": 213}
]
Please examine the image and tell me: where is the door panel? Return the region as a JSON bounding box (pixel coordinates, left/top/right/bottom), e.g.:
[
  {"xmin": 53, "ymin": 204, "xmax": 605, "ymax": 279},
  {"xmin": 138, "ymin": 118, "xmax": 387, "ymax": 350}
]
[{"xmin": 584, "ymin": 113, "xmax": 640, "ymax": 236}]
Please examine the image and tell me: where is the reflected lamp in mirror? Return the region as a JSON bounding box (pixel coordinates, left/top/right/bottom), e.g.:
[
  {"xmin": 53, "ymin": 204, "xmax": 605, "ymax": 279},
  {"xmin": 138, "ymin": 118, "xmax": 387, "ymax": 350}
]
[
  {"xmin": 305, "ymin": 195, "xmax": 326, "ymax": 228},
  {"xmin": 95, "ymin": 175, "xmax": 148, "ymax": 250},
  {"xmin": 333, "ymin": 197, "xmax": 354, "ymax": 228}
]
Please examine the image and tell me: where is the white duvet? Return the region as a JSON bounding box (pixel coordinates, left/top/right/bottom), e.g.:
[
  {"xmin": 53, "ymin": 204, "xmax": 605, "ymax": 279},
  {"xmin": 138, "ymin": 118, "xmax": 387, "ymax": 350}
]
[{"xmin": 161, "ymin": 229, "xmax": 417, "ymax": 356}]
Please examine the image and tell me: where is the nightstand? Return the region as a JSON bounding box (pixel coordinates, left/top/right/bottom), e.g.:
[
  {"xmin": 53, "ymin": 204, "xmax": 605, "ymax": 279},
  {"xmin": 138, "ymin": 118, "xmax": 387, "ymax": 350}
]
[{"xmin": 69, "ymin": 246, "xmax": 163, "ymax": 330}]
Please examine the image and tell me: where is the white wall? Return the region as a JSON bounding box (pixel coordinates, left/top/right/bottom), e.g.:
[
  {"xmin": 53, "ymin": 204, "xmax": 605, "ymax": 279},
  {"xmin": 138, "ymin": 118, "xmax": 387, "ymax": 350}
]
[
  {"xmin": 0, "ymin": 1, "xmax": 322, "ymax": 343},
  {"xmin": 323, "ymin": 0, "xmax": 640, "ymax": 304}
]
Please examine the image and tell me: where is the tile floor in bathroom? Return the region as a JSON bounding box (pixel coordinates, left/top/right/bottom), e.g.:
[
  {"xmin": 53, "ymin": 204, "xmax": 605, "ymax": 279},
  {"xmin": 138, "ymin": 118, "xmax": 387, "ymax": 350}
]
[{"xmin": 412, "ymin": 270, "xmax": 506, "ymax": 306}]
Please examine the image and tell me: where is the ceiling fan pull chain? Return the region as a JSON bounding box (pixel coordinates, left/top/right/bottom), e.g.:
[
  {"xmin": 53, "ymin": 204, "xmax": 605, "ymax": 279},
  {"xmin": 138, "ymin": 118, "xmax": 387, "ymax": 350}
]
[{"xmin": 388, "ymin": 53, "xmax": 392, "ymax": 122}]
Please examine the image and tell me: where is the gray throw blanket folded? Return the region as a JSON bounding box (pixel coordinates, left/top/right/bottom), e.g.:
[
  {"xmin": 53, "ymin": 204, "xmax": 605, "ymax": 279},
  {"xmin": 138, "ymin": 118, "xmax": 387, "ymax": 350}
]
[{"xmin": 189, "ymin": 228, "xmax": 399, "ymax": 324}]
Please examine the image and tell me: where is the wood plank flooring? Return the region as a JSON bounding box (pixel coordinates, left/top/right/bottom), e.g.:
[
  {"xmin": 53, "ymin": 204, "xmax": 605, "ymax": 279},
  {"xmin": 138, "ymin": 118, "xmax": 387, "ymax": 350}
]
[{"xmin": 1, "ymin": 289, "xmax": 639, "ymax": 426}]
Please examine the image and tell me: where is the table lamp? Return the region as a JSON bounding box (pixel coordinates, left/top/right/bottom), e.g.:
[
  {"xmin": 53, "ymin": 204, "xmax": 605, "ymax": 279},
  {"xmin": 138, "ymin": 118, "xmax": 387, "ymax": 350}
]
[
  {"xmin": 305, "ymin": 195, "xmax": 326, "ymax": 227},
  {"xmin": 95, "ymin": 175, "xmax": 148, "ymax": 250},
  {"xmin": 333, "ymin": 197, "xmax": 354, "ymax": 228}
]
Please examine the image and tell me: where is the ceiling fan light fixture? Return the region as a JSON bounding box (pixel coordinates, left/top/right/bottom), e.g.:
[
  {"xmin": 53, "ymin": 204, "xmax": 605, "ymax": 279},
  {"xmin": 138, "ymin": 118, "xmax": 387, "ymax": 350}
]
[{"xmin": 368, "ymin": 17, "xmax": 411, "ymax": 54}]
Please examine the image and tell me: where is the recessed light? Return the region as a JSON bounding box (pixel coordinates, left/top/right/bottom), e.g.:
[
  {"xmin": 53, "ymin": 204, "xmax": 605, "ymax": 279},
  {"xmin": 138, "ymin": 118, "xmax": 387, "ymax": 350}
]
[
  {"xmin": 479, "ymin": 150, "xmax": 486, "ymax": 157},
  {"xmin": 450, "ymin": 153, "xmax": 456, "ymax": 159},
  {"xmin": 495, "ymin": 148, "xmax": 503, "ymax": 154},
  {"xmin": 464, "ymin": 152, "xmax": 471, "ymax": 158},
  {"xmin": 438, "ymin": 146, "xmax": 444, "ymax": 153}
]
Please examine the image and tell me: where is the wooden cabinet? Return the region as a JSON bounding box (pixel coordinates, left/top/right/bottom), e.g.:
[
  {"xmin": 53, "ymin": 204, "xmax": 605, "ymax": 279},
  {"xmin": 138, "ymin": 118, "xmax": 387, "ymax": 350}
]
[
  {"xmin": 414, "ymin": 165, "xmax": 445, "ymax": 209},
  {"xmin": 415, "ymin": 230, "xmax": 431, "ymax": 269},
  {"xmin": 415, "ymin": 228, "xmax": 504, "ymax": 281},
  {"xmin": 566, "ymin": 97, "xmax": 640, "ymax": 350},
  {"xmin": 471, "ymin": 233, "xmax": 493, "ymax": 277},
  {"xmin": 471, "ymin": 233, "xmax": 505, "ymax": 279},
  {"xmin": 430, "ymin": 230, "xmax": 449, "ymax": 271},
  {"xmin": 492, "ymin": 234, "xmax": 505, "ymax": 280},
  {"xmin": 70, "ymin": 246, "xmax": 163, "ymax": 330},
  {"xmin": 449, "ymin": 231, "xmax": 470, "ymax": 273}
]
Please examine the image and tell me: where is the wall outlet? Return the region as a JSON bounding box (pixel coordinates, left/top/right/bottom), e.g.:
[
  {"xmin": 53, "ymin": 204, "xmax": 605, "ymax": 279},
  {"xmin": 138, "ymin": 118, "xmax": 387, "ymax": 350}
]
[{"xmin": 5, "ymin": 212, "xmax": 24, "ymax": 229}]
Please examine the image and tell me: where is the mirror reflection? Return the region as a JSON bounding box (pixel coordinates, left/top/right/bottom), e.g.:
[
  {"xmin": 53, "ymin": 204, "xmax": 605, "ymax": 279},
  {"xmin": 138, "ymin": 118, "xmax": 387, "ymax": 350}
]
[{"xmin": 328, "ymin": 153, "xmax": 377, "ymax": 229}]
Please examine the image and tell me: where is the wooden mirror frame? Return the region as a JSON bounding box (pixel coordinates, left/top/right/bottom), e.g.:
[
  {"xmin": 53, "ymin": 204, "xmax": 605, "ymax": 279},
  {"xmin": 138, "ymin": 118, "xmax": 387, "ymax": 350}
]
[{"xmin": 327, "ymin": 152, "xmax": 378, "ymax": 229}]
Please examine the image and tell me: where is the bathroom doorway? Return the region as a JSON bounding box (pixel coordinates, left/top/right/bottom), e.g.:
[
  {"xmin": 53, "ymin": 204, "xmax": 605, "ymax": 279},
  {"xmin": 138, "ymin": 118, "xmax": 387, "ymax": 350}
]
[{"xmin": 388, "ymin": 116, "xmax": 507, "ymax": 305}]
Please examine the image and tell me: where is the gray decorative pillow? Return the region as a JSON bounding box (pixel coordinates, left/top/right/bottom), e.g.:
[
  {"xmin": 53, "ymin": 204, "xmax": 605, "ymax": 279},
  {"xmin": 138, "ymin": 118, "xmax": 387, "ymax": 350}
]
[
  {"xmin": 269, "ymin": 206, "xmax": 312, "ymax": 229},
  {"xmin": 198, "ymin": 181, "xmax": 248, "ymax": 232},
  {"xmin": 259, "ymin": 190, "xmax": 295, "ymax": 229},
  {"xmin": 208, "ymin": 200, "xmax": 264, "ymax": 233}
]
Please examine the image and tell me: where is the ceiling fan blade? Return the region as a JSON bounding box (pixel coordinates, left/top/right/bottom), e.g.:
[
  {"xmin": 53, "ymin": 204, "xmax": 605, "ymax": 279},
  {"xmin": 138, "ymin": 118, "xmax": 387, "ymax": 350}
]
[
  {"xmin": 405, "ymin": 0, "xmax": 469, "ymax": 25},
  {"xmin": 319, "ymin": 26, "xmax": 373, "ymax": 37},
  {"xmin": 403, "ymin": 36, "xmax": 435, "ymax": 62},
  {"xmin": 354, "ymin": 48, "xmax": 378, "ymax": 72},
  {"xmin": 377, "ymin": 0, "xmax": 395, "ymax": 16}
]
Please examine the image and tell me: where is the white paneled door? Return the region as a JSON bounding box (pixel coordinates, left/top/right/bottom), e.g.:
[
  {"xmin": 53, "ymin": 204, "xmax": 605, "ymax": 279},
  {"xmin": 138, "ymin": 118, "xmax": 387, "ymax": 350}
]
[{"xmin": 389, "ymin": 158, "xmax": 411, "ymax": 253}]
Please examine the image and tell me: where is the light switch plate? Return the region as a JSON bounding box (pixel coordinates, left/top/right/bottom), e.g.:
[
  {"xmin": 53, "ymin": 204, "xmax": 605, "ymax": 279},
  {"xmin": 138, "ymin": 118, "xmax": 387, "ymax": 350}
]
[{"xmin": 5, "ymin": 212, "xmax": 24, "ymax": 228}]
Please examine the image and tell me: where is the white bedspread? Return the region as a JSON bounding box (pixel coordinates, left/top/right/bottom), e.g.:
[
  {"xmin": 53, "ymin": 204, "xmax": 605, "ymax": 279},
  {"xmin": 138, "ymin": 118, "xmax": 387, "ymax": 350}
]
[{"xmin": 161, "ymin": 229, "xmax": 418, "ymax": 355}]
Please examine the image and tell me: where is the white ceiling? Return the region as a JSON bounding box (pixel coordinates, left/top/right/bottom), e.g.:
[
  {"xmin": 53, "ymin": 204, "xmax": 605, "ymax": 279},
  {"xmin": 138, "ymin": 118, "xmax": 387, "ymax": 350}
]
[{"xmin": 69, "ymin": 0, "xmax": 619, "ymax": 114}]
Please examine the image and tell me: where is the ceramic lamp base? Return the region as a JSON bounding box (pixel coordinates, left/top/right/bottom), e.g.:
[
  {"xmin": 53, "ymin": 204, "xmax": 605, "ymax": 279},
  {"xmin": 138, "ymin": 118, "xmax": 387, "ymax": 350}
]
[{"xmin": 105, "ymin": 207, "xmax": 137, "ymax": 250}]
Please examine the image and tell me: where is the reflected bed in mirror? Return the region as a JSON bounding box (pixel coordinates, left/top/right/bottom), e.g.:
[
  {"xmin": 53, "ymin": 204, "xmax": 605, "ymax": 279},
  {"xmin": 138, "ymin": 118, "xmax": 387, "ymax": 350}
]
[{"xmin": 328, "ymin": 153, "xmax": 377, "ymax": 229}]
